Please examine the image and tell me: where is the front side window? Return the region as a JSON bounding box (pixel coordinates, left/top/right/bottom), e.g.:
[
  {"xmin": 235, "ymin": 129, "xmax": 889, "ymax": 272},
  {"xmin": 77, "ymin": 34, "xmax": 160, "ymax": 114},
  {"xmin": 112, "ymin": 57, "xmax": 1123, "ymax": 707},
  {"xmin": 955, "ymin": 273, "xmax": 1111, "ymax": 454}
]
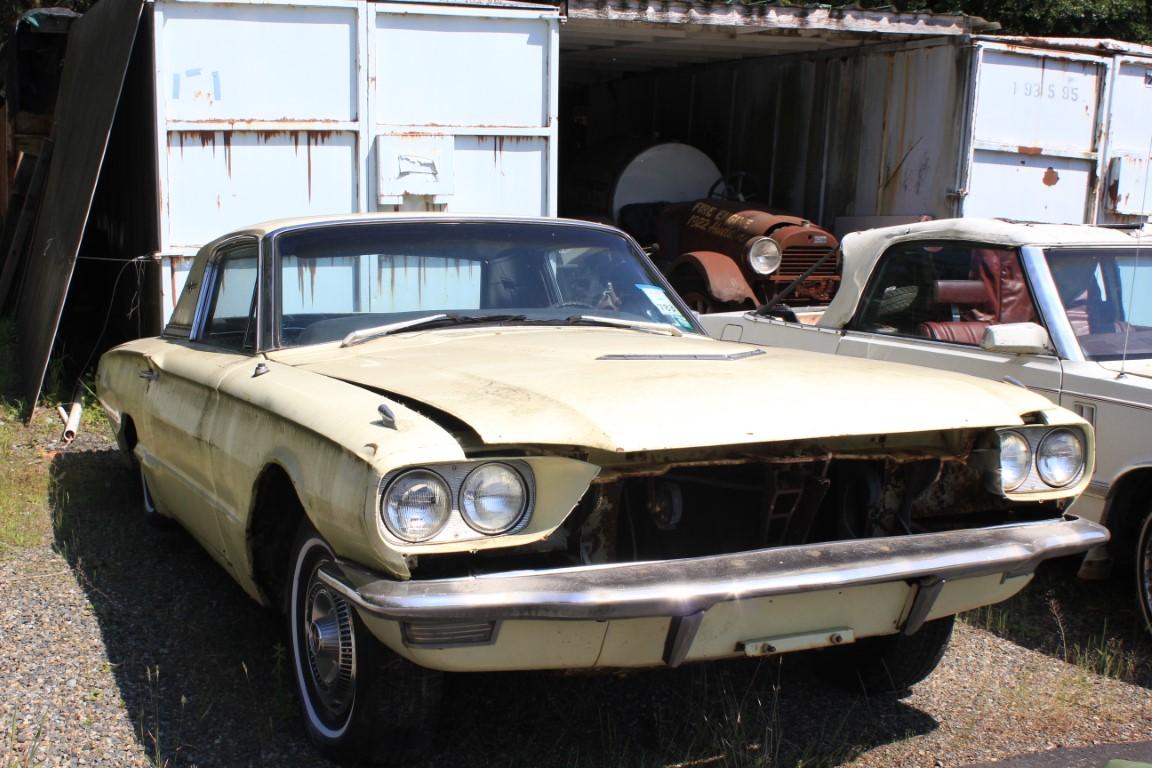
[
  {"xmin": 275, "ymin": 222, "xmax": 699, "ymax": 346},
  {"xmin": 851, "ymin": 241, "xmax": 1037, "ymax": 346},
  {"xmin": 200, "ymin": 243, "xmax": 259, "ymax": 351},
  {"xmin": 1045, "ymin": 247, "xmax": 1152, "ymax": 361}
]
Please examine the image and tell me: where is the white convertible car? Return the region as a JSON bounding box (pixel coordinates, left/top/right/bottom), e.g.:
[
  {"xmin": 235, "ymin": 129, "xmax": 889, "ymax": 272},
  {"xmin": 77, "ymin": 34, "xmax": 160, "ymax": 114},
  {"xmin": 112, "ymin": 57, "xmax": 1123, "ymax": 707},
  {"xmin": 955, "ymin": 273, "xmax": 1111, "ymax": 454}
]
[
  {"xmin": 701, "ymin": 218, "xmax": 1152, "ymax": 634},
  {"xmin": 97, "ymin": 214, "xmax": 1104, "ymax": 763}
]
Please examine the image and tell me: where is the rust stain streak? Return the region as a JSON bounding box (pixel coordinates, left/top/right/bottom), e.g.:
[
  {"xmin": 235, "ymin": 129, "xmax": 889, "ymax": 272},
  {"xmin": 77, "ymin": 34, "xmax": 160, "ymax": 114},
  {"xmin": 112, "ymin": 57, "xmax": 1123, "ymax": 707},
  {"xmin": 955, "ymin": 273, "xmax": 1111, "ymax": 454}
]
[{"xmin": 307, "ymin": 132, "xmax": 313, "ymax": 202}]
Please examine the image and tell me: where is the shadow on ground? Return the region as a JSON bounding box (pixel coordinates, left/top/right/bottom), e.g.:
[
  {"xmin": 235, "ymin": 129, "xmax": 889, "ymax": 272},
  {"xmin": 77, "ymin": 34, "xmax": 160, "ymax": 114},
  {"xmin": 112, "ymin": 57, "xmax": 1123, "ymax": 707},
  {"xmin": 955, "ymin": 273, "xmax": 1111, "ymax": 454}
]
[
  {"xmin": 50, "ymin": 448, "xmax": 938, "ymax": 767},
  {"xmin": 963, "ymin": 555, "xmax": 1152, "ymax": 690}
]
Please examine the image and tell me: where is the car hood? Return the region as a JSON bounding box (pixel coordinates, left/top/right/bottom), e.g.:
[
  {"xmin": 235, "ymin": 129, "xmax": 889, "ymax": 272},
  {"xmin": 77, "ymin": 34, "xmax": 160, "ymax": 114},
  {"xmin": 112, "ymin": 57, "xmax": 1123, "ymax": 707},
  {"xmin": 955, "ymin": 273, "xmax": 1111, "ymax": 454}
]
[
  {"xmin": 271, "ymin": 327, "xmax": 1057, "ymax": 452},
  {"xmin": 1099, "ymin": 358, "xmax": 1152, "ymax": 380}
]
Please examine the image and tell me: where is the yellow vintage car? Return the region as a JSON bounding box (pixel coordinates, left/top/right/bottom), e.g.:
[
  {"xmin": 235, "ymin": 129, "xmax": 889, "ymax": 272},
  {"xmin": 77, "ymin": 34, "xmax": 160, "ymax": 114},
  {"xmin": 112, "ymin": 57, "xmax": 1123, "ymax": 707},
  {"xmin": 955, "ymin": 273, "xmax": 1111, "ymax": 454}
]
[{"xmin": 97, "ymin": 214, "xmax": 1105, "ymax": 763}]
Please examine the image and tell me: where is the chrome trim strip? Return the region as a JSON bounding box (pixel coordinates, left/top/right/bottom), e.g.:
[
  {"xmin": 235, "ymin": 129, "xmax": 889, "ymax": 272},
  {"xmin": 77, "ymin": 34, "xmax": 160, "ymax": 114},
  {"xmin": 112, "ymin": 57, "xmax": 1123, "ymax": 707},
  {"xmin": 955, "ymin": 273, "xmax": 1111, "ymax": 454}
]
[
  {"xmin": 1020, "ymin": 245, "xmax": 1085, "ymax": 363},
  {"xmin": 318, "ymin": 516, "xmax": 1107, "ymax": 622},
  {"xmin": 597, "ymin": 349, "xmax": 764, "ymax": 361},
  {"xmin": 1061, "ymin": 389, "xmax": 1152, "ymax": 413}
]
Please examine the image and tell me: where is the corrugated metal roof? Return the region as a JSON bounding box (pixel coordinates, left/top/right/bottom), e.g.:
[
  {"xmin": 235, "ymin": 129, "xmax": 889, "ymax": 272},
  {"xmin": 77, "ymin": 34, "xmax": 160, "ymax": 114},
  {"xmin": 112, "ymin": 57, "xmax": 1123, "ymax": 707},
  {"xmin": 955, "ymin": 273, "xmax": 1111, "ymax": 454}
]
[
  {"xmin": 977, "ymin": 35, "xmax": 1152, "ymax": 58},
  {"xmin": 562, "ymin": 1, "xmax": 997, "ymax": 82}
]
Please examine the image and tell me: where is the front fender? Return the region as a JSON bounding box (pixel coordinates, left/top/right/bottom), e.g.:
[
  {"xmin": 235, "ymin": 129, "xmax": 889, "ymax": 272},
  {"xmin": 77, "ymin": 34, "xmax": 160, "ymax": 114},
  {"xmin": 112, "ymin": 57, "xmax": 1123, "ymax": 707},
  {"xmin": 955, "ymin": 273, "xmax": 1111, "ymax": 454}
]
[{"xmin": 670, "ymin": 251, "xmax": 756, "ymax": 304}]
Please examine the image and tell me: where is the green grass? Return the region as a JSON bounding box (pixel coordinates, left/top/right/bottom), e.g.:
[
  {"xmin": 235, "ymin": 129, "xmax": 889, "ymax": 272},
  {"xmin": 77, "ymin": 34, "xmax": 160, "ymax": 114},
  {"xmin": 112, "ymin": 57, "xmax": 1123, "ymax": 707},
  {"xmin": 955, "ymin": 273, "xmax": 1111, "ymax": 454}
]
[
  {"xmin": 0, "ymin": 404, "xmax": 54, "ymax": 556},
  {"xmin": 0, "ymin": 316, "xmax": 114, "ymax": 559},
  {"xmin": 963, "ymin": 568, "xmax": 1151, "ymax": 688}
]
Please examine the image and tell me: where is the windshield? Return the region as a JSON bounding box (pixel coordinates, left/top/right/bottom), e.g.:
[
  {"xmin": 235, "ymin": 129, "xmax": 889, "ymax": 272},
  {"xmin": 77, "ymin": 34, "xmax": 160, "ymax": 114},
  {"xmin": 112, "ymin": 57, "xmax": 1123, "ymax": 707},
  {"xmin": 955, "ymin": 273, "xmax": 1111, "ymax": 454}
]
[
  {"xmin": 274, "ymin": 220, "xmax": 700, "ymax": 346},
  {"xmin": 1045, "ymin": 247, "xmax": 1152, "ymax": 360}
]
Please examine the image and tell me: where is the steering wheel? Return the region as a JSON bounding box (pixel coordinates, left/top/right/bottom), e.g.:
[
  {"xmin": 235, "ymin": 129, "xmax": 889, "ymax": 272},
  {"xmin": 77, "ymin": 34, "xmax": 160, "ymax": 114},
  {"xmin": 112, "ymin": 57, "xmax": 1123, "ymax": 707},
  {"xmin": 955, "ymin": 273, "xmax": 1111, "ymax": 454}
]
[{"xmin": 708, "ymin": 172, "xmax": 760, "ymax": 202}]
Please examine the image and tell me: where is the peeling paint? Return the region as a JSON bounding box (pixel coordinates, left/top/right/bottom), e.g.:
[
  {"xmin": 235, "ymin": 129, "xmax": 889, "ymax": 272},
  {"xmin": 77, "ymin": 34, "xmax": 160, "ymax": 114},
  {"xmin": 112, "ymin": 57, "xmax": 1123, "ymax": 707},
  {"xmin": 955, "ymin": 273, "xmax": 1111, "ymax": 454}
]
[
  {"xmin": 1017, "ymin": 146, "xmax": 1043, "ymax": 156},
  {"xmin": 1042, "ymin": 167, "xmax": 1060, "ymax": 186}
]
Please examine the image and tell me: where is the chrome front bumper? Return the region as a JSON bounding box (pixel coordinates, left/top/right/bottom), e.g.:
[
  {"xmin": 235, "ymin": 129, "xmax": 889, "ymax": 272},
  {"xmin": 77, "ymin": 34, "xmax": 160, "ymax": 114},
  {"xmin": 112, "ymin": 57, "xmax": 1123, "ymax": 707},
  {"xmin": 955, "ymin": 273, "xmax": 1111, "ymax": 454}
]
[{"xmin": 319, "ymin": 516, "xmax": 1106, "ymax": 626}]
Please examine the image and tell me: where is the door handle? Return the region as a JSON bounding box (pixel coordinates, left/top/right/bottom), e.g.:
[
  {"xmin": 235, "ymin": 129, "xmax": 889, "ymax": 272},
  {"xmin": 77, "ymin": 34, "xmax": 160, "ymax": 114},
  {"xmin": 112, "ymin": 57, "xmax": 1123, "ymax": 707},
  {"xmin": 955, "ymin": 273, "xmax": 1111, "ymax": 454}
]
[{"xmin": 139, "ymin": 369, "xmax": 159, "ymax": 381}]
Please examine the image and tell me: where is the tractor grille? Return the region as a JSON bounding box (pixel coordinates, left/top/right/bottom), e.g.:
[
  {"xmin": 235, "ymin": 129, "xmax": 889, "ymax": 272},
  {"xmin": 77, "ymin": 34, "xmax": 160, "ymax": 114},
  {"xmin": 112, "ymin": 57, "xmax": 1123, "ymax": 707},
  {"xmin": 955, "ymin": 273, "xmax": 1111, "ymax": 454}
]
[{"xmin": 781, "ymin": 246, "xmax": 840, "ymax": 276}]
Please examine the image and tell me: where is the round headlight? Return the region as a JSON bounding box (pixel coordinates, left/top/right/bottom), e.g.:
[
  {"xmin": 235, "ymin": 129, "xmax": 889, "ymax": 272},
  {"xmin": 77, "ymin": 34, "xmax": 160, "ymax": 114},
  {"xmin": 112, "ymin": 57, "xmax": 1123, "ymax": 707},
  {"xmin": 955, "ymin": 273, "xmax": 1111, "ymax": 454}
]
[
  {"xmin": 461, "ymin": 463, "xmax": 527, "ymax": 534},
  {"xmin": 382, "ymin": 470, "xmax": 450, "ymax": 542},
  {"xmin": 999, "ymin": 431, "xmax": 1032, "ymax": 491},
  {"xmin": 746, "ymin": 237, "xmax": 782, "ymax": 276},
  {"xmin": 1036, "ymin": 428, "xmax": 1085, "ymax": 487}
]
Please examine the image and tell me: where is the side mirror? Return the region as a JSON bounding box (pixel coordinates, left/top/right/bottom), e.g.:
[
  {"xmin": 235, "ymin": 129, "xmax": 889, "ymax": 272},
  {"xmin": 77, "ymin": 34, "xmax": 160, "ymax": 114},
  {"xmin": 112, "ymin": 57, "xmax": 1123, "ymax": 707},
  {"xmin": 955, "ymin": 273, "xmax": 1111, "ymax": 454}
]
[{"xmin": 980, "ymin": 322, "xmax": 1054, "ymax": 355}]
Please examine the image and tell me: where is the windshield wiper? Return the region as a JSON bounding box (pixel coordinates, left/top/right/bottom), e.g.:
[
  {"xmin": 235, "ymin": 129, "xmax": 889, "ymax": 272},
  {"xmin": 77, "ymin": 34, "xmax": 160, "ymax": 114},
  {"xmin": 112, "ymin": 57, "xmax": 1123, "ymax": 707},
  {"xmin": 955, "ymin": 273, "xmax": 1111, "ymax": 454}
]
[
  {"xmin": 341, "ymin": 314, "xmax": 527, "ymax": 347},
  {"xmin": 564, "ymin": 314, "xmax": 683, "ymax": 336}
]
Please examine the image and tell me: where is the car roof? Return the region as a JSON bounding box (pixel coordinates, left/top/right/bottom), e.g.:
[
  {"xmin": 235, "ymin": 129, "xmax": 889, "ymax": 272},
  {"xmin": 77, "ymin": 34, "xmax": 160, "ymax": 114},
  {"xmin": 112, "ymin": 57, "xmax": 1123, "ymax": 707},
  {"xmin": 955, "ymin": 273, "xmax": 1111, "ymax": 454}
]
[{"xmin": 207, "ymin": 212, "xmax": 617, "ymax": 243}]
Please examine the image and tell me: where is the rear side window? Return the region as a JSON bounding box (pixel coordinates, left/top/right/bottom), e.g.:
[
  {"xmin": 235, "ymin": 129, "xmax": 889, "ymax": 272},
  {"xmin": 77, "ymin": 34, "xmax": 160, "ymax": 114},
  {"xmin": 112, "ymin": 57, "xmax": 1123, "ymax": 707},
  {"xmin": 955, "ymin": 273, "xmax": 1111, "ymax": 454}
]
[
  {"xmin": 850, "ymin": 242, "xmax": 1036, "ymax": 346},
  {"xmin": 200, "ymin": 244, "xmax": 259, "ymax": 351}
]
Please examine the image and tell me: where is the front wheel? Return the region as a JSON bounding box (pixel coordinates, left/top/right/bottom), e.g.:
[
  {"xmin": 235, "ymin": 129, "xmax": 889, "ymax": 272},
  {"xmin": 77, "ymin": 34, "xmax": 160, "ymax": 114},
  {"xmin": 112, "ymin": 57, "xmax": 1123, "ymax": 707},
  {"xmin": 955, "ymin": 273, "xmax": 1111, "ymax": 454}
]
[
  {"xmin": 824, "ymin": 615, "xmax": 955, "ymax": 693},
  {"xmin": 288, "ymin": 524, "xmax": 442, "ymax": 762},
  {"xmin": 1136, "ymin": 512, "xmax": 1152, "ymax": 637}
]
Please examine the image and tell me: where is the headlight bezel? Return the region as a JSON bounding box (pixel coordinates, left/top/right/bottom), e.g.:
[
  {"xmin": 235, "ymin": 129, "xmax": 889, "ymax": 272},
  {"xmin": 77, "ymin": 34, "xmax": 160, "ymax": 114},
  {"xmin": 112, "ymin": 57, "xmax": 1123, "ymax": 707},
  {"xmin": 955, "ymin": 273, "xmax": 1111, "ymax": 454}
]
[
  {"xmin": 993, "ymin": 425, "xmax": 1088, "ymax": 495},
  {"xmin": 378, "ymin": 460, "xmax": 535, "ymax": 545}
]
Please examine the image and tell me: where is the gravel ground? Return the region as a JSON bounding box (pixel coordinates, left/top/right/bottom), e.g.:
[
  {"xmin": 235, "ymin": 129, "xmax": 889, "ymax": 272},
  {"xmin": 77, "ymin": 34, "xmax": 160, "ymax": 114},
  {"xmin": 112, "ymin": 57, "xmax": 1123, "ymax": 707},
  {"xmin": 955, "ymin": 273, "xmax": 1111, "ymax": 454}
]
[{"xmin": 1, "ymin": 425, "xmax": 1150, "ymax": 767}]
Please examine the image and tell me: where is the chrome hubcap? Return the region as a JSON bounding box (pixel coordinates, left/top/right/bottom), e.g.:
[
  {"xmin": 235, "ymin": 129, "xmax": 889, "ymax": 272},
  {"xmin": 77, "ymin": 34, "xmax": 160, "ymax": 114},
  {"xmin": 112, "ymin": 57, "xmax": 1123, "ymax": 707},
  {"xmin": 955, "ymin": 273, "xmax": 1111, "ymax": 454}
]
[{"xmin": 304, "ymin": 578, "xmax": 356, "ymax": 718}]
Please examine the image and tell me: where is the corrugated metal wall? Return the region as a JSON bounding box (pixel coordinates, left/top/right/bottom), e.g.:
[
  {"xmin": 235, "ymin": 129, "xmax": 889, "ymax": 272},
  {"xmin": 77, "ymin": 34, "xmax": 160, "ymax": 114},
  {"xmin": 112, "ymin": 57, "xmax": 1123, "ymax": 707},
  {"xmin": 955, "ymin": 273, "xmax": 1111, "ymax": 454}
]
[{"xmin": 581, "ymin": 38, "xmax": 971, "ymax": 233}]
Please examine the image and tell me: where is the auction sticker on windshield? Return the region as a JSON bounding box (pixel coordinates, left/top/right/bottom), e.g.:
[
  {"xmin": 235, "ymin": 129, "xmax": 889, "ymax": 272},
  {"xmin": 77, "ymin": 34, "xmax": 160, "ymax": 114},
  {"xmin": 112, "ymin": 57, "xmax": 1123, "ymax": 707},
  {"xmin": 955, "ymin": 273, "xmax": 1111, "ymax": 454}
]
[{"xmin": 638, "ymin": 284, "xmax": 695, "ymax": 330}]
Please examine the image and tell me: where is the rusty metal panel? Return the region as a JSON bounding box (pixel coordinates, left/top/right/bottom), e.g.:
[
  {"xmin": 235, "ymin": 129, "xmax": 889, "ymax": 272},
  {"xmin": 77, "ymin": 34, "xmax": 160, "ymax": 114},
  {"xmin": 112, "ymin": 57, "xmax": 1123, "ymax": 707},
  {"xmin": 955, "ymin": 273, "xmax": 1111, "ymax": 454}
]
[
  {"xmin": 452, "ymin": 136, "xmax": 550, "ymax": 214},
  {"xmin": 1103, "ymin": 58, "xmax": 1152, "ymax": 217},
  {"xmin": 165, "ymin": 130, "xmax": 358, "ymax": 248},
  {"xmin": 373, "ymin": 12, "xmax": 549, "ymax": 128},
  {"xmin": 1107, "ymin": 155, "xmax": 1152, "ymax": 216},
  {"xmin": 572, "ymin": 38, "xmax": 969, "ymax": 232},
  {"xmin": 15, "ymin": 0, "xmax": 145, "ymax": 415},
  {"xmin": 370, "ymin": 4, "xmax": 559, "ymax": 215},
  {"xmin": 962, "ymin": 44, "xmax": 1106, "ymax": 223}
]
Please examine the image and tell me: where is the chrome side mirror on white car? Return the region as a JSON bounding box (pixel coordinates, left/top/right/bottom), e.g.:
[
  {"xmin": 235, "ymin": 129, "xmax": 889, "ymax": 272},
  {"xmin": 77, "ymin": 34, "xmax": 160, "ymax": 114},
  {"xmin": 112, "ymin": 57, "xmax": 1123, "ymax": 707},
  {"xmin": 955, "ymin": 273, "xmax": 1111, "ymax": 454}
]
[{"xmin": 981, "ymin": 322, "xmax": 1055, "ymax": 355}]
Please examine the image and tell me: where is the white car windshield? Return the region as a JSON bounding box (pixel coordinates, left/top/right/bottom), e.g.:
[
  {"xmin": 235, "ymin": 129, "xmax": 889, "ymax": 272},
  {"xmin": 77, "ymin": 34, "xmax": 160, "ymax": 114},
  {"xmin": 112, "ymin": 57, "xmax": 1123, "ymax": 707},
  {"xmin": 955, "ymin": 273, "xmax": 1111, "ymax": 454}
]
[
  {"xmin": 1045, "ymin": 247, "xmax": 1152, "ymax": 361},
  {"xmin": 273, "ymin": 221, "xmax": 700, "ymax": 347}
]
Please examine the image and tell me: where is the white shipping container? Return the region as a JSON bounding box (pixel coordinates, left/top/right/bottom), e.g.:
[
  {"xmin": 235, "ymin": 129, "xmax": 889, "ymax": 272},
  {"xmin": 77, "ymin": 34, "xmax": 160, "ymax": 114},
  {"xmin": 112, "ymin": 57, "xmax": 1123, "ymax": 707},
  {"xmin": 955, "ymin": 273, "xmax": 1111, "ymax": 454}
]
[{"xmin": 152, "ymin": 0, "xmax": 560, "ymax": 318}]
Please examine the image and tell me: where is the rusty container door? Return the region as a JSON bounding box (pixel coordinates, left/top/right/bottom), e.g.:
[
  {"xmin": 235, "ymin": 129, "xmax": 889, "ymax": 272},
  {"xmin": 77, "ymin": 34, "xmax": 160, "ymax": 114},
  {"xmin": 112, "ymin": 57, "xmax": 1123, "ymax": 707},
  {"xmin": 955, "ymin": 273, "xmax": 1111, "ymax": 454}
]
[
  {"xmin": 1101, "ymin": 57, "xmax": 1152, "ymax": 223},
  {"xmin": 961, "ymin": 43, "xmax": 1107, "ymax": 223}
]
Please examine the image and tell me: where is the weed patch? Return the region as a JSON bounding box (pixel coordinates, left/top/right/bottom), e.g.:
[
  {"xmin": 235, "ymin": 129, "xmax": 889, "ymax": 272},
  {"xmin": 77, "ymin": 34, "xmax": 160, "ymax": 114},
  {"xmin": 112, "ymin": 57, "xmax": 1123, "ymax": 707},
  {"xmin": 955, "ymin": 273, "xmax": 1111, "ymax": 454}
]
[{"xmin": 963, "ymin": 560, "xmax": 1152, "ymax": 688}]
